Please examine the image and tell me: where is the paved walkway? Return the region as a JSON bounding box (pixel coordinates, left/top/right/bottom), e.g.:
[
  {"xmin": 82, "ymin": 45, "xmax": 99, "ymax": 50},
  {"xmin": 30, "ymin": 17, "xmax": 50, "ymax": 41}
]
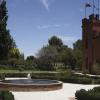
[{"xmin": 12, "ymin": 83, "xmax": 100, "ymax": 100}]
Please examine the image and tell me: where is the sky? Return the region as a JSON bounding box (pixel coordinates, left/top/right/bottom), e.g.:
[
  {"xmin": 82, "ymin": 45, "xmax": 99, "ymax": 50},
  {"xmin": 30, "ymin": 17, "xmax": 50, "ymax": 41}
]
[{"xmin": 5, "ymin": 0, "xmax": 96, "ymax": 57}]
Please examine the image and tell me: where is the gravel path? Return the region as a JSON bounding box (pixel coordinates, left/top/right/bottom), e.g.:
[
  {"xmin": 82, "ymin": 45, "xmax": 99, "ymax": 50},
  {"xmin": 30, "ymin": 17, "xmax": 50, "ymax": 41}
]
[{"xmin": 12, "ymin": 83, "xmax": 100, "ymax": 100}]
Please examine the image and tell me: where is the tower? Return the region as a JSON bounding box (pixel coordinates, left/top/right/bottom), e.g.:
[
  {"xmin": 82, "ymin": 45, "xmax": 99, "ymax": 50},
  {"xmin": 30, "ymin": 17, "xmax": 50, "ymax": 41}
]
[{"xmin": 82, "ymin": 14, "xmax": 100, "ymax": 73}]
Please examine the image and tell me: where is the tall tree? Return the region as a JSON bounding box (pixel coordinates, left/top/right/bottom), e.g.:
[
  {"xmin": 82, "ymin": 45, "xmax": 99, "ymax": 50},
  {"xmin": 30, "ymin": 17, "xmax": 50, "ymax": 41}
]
[
  {"xmin": 73, "ymin": 40, "xmax": 82, "ymax": 50},
  {"xmin": 48, "ymin": 36, "xmax": 63, "ymax": 46},
  {"xmin": 36, "ymin": 46, "xmax": 58, "ymax": 70},
  {"xmin": 73, "ymin": 40, "xmax": 82, "ymax": 69},
  {"xmin": 0, "ymin": 0, "xmax": 16, "ymax": 60}
]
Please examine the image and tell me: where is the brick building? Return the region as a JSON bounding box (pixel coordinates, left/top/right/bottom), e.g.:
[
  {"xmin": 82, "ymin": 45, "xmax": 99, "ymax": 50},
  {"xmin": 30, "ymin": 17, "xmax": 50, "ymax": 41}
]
[{"xmin": 82, "ymin": 14, "xmax": 100, "ymax": 73}]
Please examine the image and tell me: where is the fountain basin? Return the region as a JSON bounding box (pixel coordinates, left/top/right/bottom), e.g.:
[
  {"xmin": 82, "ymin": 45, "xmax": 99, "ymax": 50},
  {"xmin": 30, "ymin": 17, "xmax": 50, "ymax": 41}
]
[{"xmin": 0, "ymin": 79, "xmax": 63, "ymax": 91}]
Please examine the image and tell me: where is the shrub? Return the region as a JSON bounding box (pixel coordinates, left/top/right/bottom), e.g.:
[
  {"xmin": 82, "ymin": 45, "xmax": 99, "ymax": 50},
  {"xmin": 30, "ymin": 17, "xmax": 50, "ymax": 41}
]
[
  {"xmin": 0, "ymin": 73, "xmax": 5, "ymax": 80},
  {"xmin": 75, "ymin": 89, "xmax": 89, "ymax": 100},
  {"xmin": 63, "ymin": 76, "xmax": 92, "ymax": 84},
  {"xmin": 0, "ymin": 73, "xmax": 27, "ymax": 78},
  {"xmin": 75, "ymin": 87, "xmax": 100, "ymax": 100},
  {"xmin": 31, "ymin": 72, "xmax": 59, "ymax": 80},
  {"xmin": 0, "ymin": 91, "xmax": 15, "ymax": 100},
  {"xmin": 94, "ymin": 79, "xmax": 100, "ymax": 84},
  {"xmin": 93, "ymin": 87, "xmax": 100, "ymax": 92},
  {"xmin": 31, "ymin": 71, "xmax": 92, "ymax": 84}
]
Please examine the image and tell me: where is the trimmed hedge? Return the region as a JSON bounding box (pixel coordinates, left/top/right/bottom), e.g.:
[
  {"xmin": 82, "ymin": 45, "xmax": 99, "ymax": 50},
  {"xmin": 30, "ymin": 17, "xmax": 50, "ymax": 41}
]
[
  {"xmin": 63, "ymin": 77, "xmax": 92, "ymax": 84},
  {"xmin": 0, "ymin": 91, "xmax": 15, "ymax": 100},
  {"xmin": 31, "ymin": 71, "xmax": 92, "ymax": 84},
  {"xmin": 75, "ymin": 87, "xmax": 100, "ymax": 100},
  {"xmin": 0, "ymin": 73, "xmax": 27, "ymax": 78},
  {"xmin": 31, "ymin": 72, "xmax": 63, "ymax": 80},
  {"xmin": 94, "ymin": 79, "xmax": 100, "ymax": 84},
  {"xmin": 0, "ymin": 70, "xmax": 99, "ymax": 85}
]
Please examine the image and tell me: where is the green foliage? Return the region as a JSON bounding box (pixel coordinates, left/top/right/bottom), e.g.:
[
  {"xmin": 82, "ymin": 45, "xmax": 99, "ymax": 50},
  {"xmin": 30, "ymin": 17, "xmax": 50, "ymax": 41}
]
[
  {"xmin": 31, "ymin": 70, "xmax": 72, "ymax": 80},
  {"xmin": 26, "ymin": 56, "xmax": 35, "ymax": 61},
  {"xmin": 31, "ymin": 72, "xmax": 59, "ymax": 80},
  {"xmin": 48, "ymin": 36, "xmax": 63, "ymax": 46},
  {"xmin": 53, "ymin": 63, "xmax": 66, "ymax": 71},
  {"xmin": 75, "ymin": 87, "xmax": 100, "ymax": 100},
  {"xmin": 36, "ymin": 46, "xmax": 58, "ymax": 70},
  {"xmin": 31, "ymin": 70, "xmax": 92, "ymax": 84},
  {"xmin": 75, "ymin": 89, "xmax": 89, "ymax": 100},
  {"xmin": 36, "ymin": 36, "xmax": 79, "ymax": 70},
  {"xmin": 0, "ymin": 0, "xmax": 16, "ymax": 60},
  {"xmin": 0, "ymin": 73, "xmax": 5, "ymax": 80},
  {"xmin": 0, "ymin": 91, "xmax": 15, "ymax": 100},
  {"xmin": 63, "ymin": 75, "xmax": 92, "ymax": 84},
  {"xmin": 0, "ymin": 72, "xmax": 27, "ymax": 78},
  {"xmin": 73, "ymin": 40, "xmax": 82, "ymax": 51},
  {"xmin": 25, "ymin": 55, "xmax": 37, "ymax": 70},
  {"xmin": 9, "ymin": 48, "xmax": 20, "ymax": 59},
  {"xmin": 94, "ymin": 79, "xmax": 100, "ymax": 84},
  {"xmin": 73, "ymin": 40, "xmax": 82, "ymax": 69}
]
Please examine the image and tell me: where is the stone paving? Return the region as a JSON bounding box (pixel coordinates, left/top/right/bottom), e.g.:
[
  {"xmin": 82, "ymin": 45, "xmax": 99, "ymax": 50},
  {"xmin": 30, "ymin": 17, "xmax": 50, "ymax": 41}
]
[{"xmin": 12, "ymin": 83, "xmax": 100, "ymax": 100}]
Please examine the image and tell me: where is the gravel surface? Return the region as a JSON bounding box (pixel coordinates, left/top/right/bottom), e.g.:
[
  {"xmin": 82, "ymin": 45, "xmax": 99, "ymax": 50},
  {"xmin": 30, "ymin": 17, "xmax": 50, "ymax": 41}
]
[{"xmin": 12, "ymin": 83, "xmax": 100, "ymax": 100}]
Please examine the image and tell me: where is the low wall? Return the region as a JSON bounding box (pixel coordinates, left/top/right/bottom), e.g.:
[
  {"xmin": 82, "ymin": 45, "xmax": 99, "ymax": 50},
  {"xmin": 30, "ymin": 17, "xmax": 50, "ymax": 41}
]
[{"xmin": 0, "ymin": 81, "xmax": 63, "ymax": 91}]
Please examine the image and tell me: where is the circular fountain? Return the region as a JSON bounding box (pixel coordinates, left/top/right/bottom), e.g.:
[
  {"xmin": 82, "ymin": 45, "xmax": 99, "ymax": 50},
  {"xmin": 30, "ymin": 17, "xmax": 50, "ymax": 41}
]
[{"xmin": 0, "ymin": 74, "xmax": 63, "ymax": 91}]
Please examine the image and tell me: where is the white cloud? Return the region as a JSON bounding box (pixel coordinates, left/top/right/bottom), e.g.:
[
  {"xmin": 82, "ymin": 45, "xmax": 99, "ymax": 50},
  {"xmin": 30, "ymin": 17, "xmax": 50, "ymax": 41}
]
[
  {"xmin": 58, "ymin": 35, "xmax": 81, "ymax": 48},
  {"xmin": 58, "ymin": 35, "xmax": 80, "ymax": 42},
  {"xmin": 37, "ymin": 24, "xmax": 69, "ymax": 29},
  {"xmin": 40, "ymin": 0, "xmax": 49, "ymax": 11}
]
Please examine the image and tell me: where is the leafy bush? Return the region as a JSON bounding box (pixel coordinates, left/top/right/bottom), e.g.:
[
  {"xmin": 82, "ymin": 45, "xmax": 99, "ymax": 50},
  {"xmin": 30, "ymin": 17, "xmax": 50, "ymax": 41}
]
[
  {"xmin": 75, "ymin": 87, "xmax": 100, "ymax": 100},
  {"xmin": 0, "ymin": 73, "xmax": 5, "ymax": 80},
  {"xmin": 31, "ymin": 72, "xmax": 59, "ymax": 80},
  {"xmin": 0, "ymin": 73, "xmax": 27, "ymax": 78},
  {"xmin": 31, "ymin": 71, "xmax": 92, "ymax": 84},
  {"xmin": 94, "ymin": 79, "xmax": 100, "ymax": 84},
  {"xmin": 0, "ymin": 91, "xmax": 15, "ymax": 100},
  {"xmin": 62, "ymin": 76, "xmax": 92, "ymax": 84}
]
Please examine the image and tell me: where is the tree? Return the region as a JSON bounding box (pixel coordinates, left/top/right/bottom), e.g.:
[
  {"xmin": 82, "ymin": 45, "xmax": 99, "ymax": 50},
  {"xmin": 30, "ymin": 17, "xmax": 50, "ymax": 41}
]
[
  {"xmin": 26, "ymin": 56, "xmax": 35, "ymax": 61},
  {"xmin": 25, "ymin": 55, "xmax": 37, "ymax": 70},
  {"xmin": 73, "ymin": 40, "xmax": 82, "ymax": 69},
  {"xmin": 0, "ymin": 0, "xmax": 16, "ymax": 60},
  {"xmin": 73, "ymin": 39, "xmax": 82, "ymax": 50},
  {"xmin": 48, "ymin": 36, "xmax": 63, "ymax": 46},
  {"xmin": 9, "ymin": 48, "xmax": 20, "ymax": 59},
  {"xmin": 63, "ymin": 49, "xmax": 75, "ymax": 67},
  {"xmin": 36, "ymin": 46, "xmax": 58, "ymax": 70}
]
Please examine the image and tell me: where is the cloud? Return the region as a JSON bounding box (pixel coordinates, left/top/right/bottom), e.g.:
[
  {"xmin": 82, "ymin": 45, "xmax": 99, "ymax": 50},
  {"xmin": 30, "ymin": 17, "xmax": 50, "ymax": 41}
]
[
  {"xmin": 40, "ymin": 0, "xmax": 49, "ymax": 11},
  {"xmin": 58, "ymin": 35, "xmax": 81, "ymax": 48},
  {"xmin": 58, "ymin": 35, "xmax": 80, "ymax": 42},
  {"xmin": 37, "ymin": 24, "xmax": 69, "ymax": 29},
  {"xmin": 79, "ymin": 8, "xmax": 84, "ymax": 12},
  {"xmin": 57, "ymin": 35, "xmax": 81, "ymax": 48}
]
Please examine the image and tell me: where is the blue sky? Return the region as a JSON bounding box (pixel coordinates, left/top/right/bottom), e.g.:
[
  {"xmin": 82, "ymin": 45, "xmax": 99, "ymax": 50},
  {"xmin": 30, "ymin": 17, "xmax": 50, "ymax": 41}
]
[{"xmin": 6, "ymin": 0, "xmax": 95, "ymax": 57}]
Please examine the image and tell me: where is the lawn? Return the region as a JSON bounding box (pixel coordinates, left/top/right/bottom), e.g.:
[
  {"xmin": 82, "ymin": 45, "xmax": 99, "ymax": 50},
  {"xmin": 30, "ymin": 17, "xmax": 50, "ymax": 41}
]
[{"xmin": 0, "ymin": 70, "xmax": 58, "ymax": 74}]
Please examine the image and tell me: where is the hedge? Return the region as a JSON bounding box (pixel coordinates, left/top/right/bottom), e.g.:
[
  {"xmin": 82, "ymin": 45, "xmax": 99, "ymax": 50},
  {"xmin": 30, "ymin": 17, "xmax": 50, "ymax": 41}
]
[
  {"xmin": 75, "ymin": 87, "xmax": 100, "ymax": 100},
  {"xmin": 0, "ymin": 73, "xmax": 27, "ymax": 79},
  {"xmin": 31, "ymin": 72, "xmax": 63, "ymax": 80},
  {"xmin": 0, "ymin": 91, "xmax": 15, "ymax": 100},
  {"xmin": 31, "ymin": 71, "xmax": 92, "ymax": 84}
]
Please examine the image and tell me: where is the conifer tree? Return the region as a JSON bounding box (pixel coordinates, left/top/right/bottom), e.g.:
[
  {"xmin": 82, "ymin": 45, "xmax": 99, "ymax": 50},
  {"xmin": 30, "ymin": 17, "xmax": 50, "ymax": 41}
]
[{"xmin": 0, "ymin": 0, "xmax": 16, "ymax": 60}]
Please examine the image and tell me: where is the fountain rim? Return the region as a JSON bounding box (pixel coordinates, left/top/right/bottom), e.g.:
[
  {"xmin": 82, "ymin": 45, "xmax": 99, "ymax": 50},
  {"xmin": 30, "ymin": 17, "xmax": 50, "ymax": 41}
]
[
  {"xmin": 0, "ymin": 79, "xmax": 63, "ymax": 91},
  {"xmin": 0, "ymin": 79, "xmax": 63, "ymax": 86}
]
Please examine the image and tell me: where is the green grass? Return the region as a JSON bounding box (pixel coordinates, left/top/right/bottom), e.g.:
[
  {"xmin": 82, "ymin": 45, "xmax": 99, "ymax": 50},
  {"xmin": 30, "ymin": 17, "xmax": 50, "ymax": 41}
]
[{"xmin": 0, "ymin": 69, "xmax": 58, "ymax": 74}]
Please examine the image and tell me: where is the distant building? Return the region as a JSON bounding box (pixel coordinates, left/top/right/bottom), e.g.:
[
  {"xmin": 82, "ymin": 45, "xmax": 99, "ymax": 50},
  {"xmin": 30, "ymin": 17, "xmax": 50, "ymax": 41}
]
[{"xmin": 82, "ymin": 14, "xmax": 100, "ymax": 73}]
